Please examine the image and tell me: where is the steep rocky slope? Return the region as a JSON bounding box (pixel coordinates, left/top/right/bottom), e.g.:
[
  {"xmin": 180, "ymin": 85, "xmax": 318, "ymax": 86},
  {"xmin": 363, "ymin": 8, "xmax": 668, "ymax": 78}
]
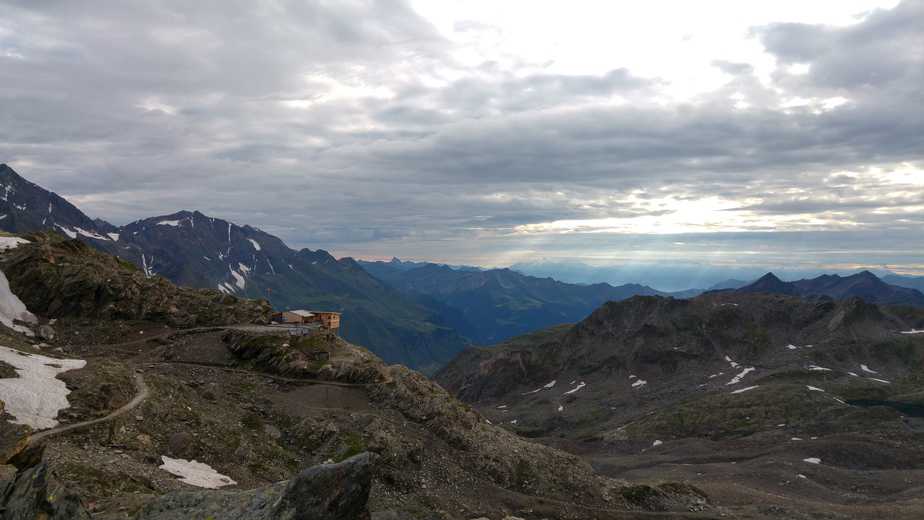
[
  {"xmin": 0, "ymin": 164, "xmax": 116, "ymax": 239},
  {"xmin": 0, "ymin": 165, "xmax": 468, "ymax": 371},
  {"xmin": 0, "ymin": 232, "xmax": 270, "ymax": 327},
  {"xmin": 436, "ymin": 293, "xmax": 924, "ymax": 519},
  {"xmin": 437, "ymin": 293, "xmax": 924, "ymax": 436},
  {"xmin": 736, "ymin": 271, "xmax": 924, "ymax": 307}
]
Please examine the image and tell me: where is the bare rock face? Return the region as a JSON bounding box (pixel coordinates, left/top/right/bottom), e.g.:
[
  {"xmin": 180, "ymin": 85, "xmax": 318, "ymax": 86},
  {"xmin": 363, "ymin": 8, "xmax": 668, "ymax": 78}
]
[
  {"xmin": 0, "ymin": 233, "xmax": 271, "ymax": 327},
  {"xmin": 135, "ymin": 452, "xmax": 373, "ymax": 520},
  {"xmin": 0, "ymin": 462, "xmax": 91, "ymax": 520}
]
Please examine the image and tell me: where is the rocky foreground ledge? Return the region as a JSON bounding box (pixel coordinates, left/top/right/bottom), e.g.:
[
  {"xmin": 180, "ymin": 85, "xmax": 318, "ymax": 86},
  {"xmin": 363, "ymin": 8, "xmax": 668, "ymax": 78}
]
[{"xmin": 0, "ymin": 452, "xmax": 374, "ymax": 520}]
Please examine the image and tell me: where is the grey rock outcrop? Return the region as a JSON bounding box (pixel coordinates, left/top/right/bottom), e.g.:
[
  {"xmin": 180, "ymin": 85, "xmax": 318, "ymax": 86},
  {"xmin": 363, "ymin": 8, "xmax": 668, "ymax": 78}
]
[
  {"xmin": 0, "ymin": 462, "xmax": 91, "ymax": 520},
  {"xmin": 136, "ymin": 452, "xmax": 373, "ymax": 520}
]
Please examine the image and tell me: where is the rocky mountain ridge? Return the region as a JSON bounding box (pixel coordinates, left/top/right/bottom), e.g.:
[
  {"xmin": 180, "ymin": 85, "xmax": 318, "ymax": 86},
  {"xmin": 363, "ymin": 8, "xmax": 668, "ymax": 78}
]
[
  {"xmin": 734, "ymin": 271, "xmax": 924, "ymax": 307},
  {"xmin": 360, "ymin": 259, "xmax": 666, "ymax": 345},
  {"xmin": 0, "ymin": 164, "xmax": 467, "ymax": 371},
  {"xmin": 436, "ymin": 292, "xmax": 924, "ymax": 518}
]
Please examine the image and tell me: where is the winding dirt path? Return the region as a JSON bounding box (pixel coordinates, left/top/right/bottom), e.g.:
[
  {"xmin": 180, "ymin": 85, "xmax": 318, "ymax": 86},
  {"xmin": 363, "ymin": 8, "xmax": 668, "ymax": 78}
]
[{"xmin": 28, "ymin": 373, "xmax": 149, "ymax": 445}]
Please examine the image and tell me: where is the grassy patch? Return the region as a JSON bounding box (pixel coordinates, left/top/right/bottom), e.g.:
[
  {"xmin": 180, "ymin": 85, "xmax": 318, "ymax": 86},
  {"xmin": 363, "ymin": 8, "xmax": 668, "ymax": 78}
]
[{"xmin": 336, "ymin": 432, "xmax": 367, "ymax": 462}]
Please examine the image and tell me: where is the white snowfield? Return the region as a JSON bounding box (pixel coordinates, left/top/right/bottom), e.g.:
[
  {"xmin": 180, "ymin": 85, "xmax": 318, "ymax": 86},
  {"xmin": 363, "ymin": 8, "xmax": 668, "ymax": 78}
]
[
  {"xmin": 247, "ymin": 238, "xmax": 261, "ymax": 251},
  {"xmin": 900, "ymin": 329, "xmax": 924, "ymax": 335},
  {"xmin": 0, "ymin": 236, "xmax": 29, "ymax": 251},
  {"xmin": 631, "ymin": 378, "xmax": 647, "ymax": 388},
  {"xmin": 807, "ymin": 365, "xmax": 832, "ymax": 372},
  {"xmin": 803, "ymin": 457, "xmax": 821, "ymax": 465},
  {"xmin": 860, "ymin": 364, "xmax": 877, "ymax": 374},
  {"xmin": 731, "ymin": 385, "xmax": 759, "ymax": 394},
  {"xmin": 0, "ymin": 346, "xmax": 86, "ymax": 429},
  {"xmin": 563, "ymin": 381, "xmax": 586, "ymax": 395},
  {"xmin": 157, "ymin": 219, "xmax": 181, "ymax": 227},
  {"xmin": 159, "ymin": 456, "xmax": 237, "ymax": 489},
  {"xmin": 806, "ymin": 385, "xmax": 825, "ymax": 392},
  {"xmin": 0, "ymin": 269, "xmax": 37, "ymax": 336}
]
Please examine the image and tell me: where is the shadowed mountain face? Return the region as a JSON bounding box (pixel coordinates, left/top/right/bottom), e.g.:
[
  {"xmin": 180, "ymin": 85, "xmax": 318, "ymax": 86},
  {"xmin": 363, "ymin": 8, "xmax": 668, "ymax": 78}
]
[
  {"xmin": 884, "ymin": 274, "xmax": 924, "ymax": 293},
  {"xmin": 360, "ymin": 259, "xmax": 666, "ymax": 345},
  {"xmin": 0, "ymin": 164, "xmax": 117, "ymax": 238},
  {"xmin": 736, "ymin": 271, "xmax": 924, "ymax": 307},
  {"xmin": 0, "ymin": 165, "xmax": 467, "ymax": 371},
  {"xmin": 436, "ymin": 293, "xmax": 924, "ymax": 517},
  {"xmin": 437, "ymin": 293, "xmax": 924, "ymax": 412}
]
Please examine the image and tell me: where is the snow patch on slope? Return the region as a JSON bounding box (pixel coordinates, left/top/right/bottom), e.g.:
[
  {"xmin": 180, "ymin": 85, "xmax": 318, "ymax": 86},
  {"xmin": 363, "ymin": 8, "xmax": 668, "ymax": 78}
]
[
  {"xmin": 0, "ymin": 269, "xmax": 36, "ymax": 336},
  {"xmin": 727, "ymin": 367, "xmax": 756, "ymax": 385},
  {"xmin": 229, "ymin": 268, "xmax": 246, "ymax": 290},
  {"xmin": 159, "ymin": 456, "xmax": 237, "ymax": 489},
  {"xmin": 54, "ymin": 224, "xmax": 77, "ymax": 239},
  {"xmin": 724, "ymin": 355, "xmax": 740, "ymax": 369},
  {"xmin": 74, "ymin": 227, "xmax": 108, "ymax": 240},
  {"xmin": 0, "ymin": 346, "xmax": 86, "ymax": 429},
  {"xmin": 0, "ymin": 237, "xmax": 29, "ymax": 251}
]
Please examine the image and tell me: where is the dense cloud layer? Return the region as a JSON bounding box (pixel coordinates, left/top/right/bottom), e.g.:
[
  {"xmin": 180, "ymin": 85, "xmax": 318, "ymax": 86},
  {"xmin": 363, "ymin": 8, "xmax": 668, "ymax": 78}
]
[{"xmin": 0, "ymin": 0, "xmax": 921, "ymax": 272}]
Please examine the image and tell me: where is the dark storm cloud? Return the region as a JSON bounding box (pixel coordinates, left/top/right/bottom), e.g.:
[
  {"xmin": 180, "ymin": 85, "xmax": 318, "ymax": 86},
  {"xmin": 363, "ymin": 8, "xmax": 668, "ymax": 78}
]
[
  {"xmin": 757, "ymin": 0, "xmax": 924, "ymax": 90},
  {"xmin": 0, "ymin": 0, "xmax": 922, "ymax": 269}
]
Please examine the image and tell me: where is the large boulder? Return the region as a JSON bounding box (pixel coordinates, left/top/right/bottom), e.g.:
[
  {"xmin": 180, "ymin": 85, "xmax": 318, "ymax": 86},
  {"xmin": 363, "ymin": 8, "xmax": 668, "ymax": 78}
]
[
  {"xmin": 0, "ymin": 462, "xmax": 91, "ymax": 520},
  {"xmin": 135, "ymin": 452, "xmax": 373, "ymax": 520}
]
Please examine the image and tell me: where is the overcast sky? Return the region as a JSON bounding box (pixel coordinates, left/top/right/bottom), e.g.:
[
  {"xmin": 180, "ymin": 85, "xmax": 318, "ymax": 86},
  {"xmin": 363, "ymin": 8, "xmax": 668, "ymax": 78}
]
[{"xmin": 2, "ymin": 0, "xmax": 922, "ymax": 274}]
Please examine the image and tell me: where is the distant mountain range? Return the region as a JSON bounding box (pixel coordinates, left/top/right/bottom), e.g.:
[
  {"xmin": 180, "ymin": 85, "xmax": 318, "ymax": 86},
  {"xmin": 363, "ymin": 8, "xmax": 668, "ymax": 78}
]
[
  {"xmin": 4, "ymin": 163, "xmax": 922, "ymax": 368},
  {"xmin": 360, "ymin": 258, "xmax": 668, "ymax": 344},
  {"xmin": 0, "ymin": 164, "xmax": 467, "ymax": 372},
  {"xmin": 883, "ymin": 273, "xmax": 924, "ymax": 293},
  {"xmin": 734, "ymin": 271, "xmax": 924, "ymax": 307}
]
